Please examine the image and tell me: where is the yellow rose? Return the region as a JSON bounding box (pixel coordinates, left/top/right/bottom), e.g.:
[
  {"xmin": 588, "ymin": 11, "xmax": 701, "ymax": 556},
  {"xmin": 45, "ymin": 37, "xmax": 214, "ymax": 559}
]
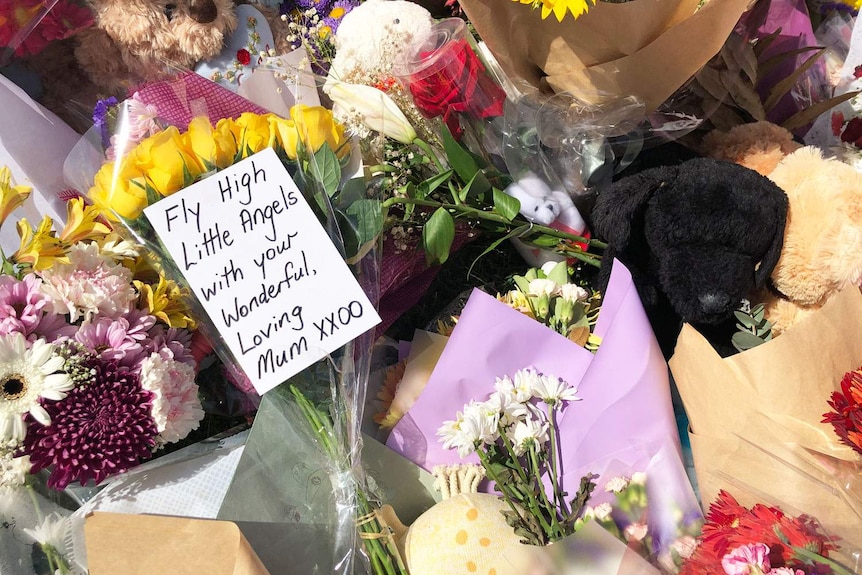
[
  {"xmin": 132, "ymin": 126, "xmax": 203, "ymax": 196},
  {"xmin": 231, "ymin": 112, "xmax": 277, "ymax": 159},
  {"xmin": 88, "ymin": 159, "xmax": 149, "ymax": 220},
  {"xmin": 276, "ymin": 105, "xmax": 350, "ymax": 160}
]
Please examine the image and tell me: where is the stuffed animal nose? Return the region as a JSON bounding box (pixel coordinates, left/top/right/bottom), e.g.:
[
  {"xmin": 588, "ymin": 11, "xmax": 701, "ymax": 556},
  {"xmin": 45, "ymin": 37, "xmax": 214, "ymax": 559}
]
[
  {"xmin": 189, "ymin": 0, "xmax": 218, "ymax": 24},
  {"xmin": 698, "ymin": 292, "xmax": 730, "ymax": 314}
]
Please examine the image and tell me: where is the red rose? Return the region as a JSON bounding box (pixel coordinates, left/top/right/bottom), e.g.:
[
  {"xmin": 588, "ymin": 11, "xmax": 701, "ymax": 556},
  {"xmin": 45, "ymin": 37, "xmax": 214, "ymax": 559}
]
[
  {"xmin": 237, "ymin": 48, "xmax": 251, "ymax": 66},
  {"xmin": 840, "ymin": 116, "xmax": 862, "ymax": 148},
  {"xmin": 406, "ymin": 39, "xmax": 506, "ymax": 139}
]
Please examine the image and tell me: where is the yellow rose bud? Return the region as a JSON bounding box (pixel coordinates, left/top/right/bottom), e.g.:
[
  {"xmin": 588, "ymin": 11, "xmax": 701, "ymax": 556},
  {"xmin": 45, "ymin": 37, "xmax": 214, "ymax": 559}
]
[
  {"xmin": 135, "ymin": 126, "xmax": 204, "ymax": 196},
  {"xmin": 282, "ymin": 105, "xmax": 350, "ymax": 160},
  {"xmin": 88, "ymin": 160, "xmax": 149, "ymax": 221},
  {"xmin": 232, "ymin": 112, "xmax": 277, "ymax": 158}
]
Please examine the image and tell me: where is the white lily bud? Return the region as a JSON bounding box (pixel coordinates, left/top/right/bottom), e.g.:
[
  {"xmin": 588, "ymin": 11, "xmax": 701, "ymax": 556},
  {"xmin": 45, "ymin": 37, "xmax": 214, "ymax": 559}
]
[{"xmin": 327, "ymin": 82, "xmax": 418, "ymax": 144}]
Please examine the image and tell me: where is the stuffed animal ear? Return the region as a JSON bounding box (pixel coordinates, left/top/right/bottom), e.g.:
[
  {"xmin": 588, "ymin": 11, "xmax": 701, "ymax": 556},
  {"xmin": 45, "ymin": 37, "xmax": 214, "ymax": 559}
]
[
  {"xmin": 754, "ymin": 187, "xmax": 788, "ymax": 289},
  {"xmin": 592, "ymin": 164, "xmax": 679, "ymax": 251}
]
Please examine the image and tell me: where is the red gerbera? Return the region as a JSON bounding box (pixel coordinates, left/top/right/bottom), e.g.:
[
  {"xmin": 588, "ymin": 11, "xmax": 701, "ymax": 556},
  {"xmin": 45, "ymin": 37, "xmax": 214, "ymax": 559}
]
[
  {"xmin": 823, "ymin": 367, "xmax": 862, "ymax": 457},
  {"xmin": 680, "ymin": 491, "xmax": 834, "ymax": 575}
]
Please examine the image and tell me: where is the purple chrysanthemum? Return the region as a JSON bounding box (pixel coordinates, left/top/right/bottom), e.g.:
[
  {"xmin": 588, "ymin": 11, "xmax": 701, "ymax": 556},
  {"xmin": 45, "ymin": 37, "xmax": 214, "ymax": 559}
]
[
  {"xmin": 93, "ymin": 97, "xmax": 119, "ymax": 149},
  {"xmin": 147, "ymin": 324, "xmax": 196, "ymax": 369},
  {"xmin": 22, "ymin": 360, "xmax": 157, "ymax": 489}
]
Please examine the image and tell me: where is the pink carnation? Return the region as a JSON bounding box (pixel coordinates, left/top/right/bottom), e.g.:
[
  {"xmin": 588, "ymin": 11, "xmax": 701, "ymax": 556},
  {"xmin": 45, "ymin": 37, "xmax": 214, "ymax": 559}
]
[
  {"xmin": 39, "ymin": 243, "xmax": 136, "ymax": 323},
  {"xmin": 722, "ymin": 544, "xmax": 770, "ymax": 575},
  {"xmin": 139, "ymin": 349, "xmax": 203, "ymax": 445}
]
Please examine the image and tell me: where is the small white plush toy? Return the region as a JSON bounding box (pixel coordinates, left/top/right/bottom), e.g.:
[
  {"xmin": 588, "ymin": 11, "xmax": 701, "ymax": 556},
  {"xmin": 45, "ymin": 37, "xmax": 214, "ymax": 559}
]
[
  {"xmin": 324, "ymin": 0, "xmax": 434, "ymax": 87},
  {"xmin": 504, "ymin": 173, "xmax": 587, "ymax": 235}
]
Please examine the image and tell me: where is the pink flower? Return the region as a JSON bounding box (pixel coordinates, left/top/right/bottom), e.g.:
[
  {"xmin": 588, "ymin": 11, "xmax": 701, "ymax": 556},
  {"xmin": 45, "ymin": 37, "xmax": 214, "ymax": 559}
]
[
  {"xmin": 147, "ymin": 324, "xmax": 195, "ymax": 368},
  {"xmin": 139, "ymin": 349, "xmax": 203, "ymax": 445},
  {"xmin": 722, "ymin": 544, "xmax": 771, "ymax": 575},
  {"xmin": 0, "ymin": 274, "xmax": 51, "ymax": 338},
  {"xmin": 39, "ymin": 243, "xmax": 136, "ymax": 323},
  {"xmin": 767, "ymin": 569, "xmax": 805, "ymax": 575},
  {"xmin": 74, "ymin": 317, "xmax": 148, "ymax": 369}
]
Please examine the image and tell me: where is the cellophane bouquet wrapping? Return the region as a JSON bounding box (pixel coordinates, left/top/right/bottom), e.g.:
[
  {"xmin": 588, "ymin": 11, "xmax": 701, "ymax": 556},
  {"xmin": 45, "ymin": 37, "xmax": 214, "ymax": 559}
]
[
  {"xmin": 381, "ymin": 260, "xmax": 702, "ymax": 573},
  {"xmin": 79, "ymin": 69, "xmax": 412, "ymax": 573},
  {"xmin": 0, "ymin": 0, "xmax": 91, "ymax": 63},
  {"xmin": 679, "ymin": 463, "xmax": 861, "ymax": 575}
]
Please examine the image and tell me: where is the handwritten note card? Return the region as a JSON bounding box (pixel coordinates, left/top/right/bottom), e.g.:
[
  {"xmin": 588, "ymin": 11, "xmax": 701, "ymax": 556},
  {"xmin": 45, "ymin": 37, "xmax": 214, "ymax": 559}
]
[{"xmin": 144, "ymin": 147, "xmax": 380, "ymax": 395}]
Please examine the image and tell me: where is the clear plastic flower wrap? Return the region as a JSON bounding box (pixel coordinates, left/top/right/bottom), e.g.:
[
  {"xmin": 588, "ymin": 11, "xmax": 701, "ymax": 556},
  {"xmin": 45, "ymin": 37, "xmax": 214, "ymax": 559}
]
[
  {"xmin": 0, "ymin": 0, "xmax": 92, "ymax": 64},
  {"xmin": 76, "ymin": 70, "xmax": 401, "ymax": 574}
]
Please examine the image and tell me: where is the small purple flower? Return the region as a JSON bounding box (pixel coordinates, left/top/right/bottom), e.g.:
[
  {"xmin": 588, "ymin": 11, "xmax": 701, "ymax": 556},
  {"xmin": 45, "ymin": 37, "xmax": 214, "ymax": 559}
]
[
  {"xmin": 146, "ymin": 324, "xmax": 195, "ymax": 369},
  {"xmin": 93, "ymin": 97, "xmax": 119, "ymax": 149}
]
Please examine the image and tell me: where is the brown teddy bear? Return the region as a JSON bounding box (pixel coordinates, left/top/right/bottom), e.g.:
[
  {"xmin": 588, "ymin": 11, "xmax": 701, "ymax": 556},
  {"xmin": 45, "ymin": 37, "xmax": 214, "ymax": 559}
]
[
  {"xmin": 28, "ymin": 0, "xmax": 289, "ymax": 131},
  {"xmin": 704, "ymin": 122, "xmax": 862, "ymax": 335}
]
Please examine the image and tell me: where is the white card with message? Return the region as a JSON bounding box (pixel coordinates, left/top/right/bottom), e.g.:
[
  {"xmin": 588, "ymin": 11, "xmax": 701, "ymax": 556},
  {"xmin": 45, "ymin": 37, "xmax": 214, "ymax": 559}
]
[{"xmin": 144, "ymin": 147, "xmax": 380, "ymax": 395}]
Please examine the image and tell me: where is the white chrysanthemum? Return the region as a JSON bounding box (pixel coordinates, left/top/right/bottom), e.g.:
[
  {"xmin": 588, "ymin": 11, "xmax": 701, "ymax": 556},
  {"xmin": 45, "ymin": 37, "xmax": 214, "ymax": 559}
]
[
  {"xmin": 0, "ymin": 334, "xmax": 72, "ymax": 444},
  {"xmin": 39, "ymin": 243, "xmax": 136, "ymax": 322},
  {"xmin": 0, "ymin": 452, "xmax": 30, "ymax": 487},
  {"xmin": 530, "ymin": 372, "xmax": 580, "ymax": 406},
  {"xmin": 593, "ymin": 502, "xmax": 613, "ymax": 521},
  {"xmin": 139, "ymin": 350, "xmax": 203, "ymax": 445},
  {"xmin": 559, "ymin": 283, "xmax": 589, "ymax": 303},
  {"xmin": 437, "ymin": 401, "xmax": 497, "ymax": 458},
  {"xmin": 508, "ymin": 416, "xmax": 549, "ymax": 456},
  {"xmin": 511, "ymin": 368, "xmax": 541, "ymax": 403},
  {"xmin": 604, "ymin": 476, "xmax": 630, "ymax": 494},
  {"xmin": 23, "ymin": 512, "xmax": 70, "ymax": 551},
  {"xmin": 484, "ymin": 390, "xmax": 528, "ymax": 428}
]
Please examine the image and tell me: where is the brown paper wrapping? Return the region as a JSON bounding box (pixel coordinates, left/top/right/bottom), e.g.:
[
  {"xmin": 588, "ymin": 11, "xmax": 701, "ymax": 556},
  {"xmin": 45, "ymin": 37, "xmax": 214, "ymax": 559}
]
[
  {"xmin": 458, "ymin": 0, "xmax": 754, "ymax": 112},
  {"xmin": 670, "ymin": 287, "xmax": 862, "ymax": 549},
  {"xmin": 85, "ymin": 512, "xmax": 271, "ymax": 575}
]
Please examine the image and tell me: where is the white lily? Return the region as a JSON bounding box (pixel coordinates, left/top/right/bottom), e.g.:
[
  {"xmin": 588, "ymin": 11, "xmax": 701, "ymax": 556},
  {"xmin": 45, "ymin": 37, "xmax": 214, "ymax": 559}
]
[{"xmin": 327, "ymin": 82, "xmax": 417, "ymax": 144}]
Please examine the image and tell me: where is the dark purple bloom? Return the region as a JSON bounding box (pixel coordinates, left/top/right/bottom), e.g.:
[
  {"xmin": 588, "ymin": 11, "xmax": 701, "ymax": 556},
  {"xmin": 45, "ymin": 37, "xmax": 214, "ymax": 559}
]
[{"xmin": 22, "ymin": 360, "xmax": 157, "ymax": 489}]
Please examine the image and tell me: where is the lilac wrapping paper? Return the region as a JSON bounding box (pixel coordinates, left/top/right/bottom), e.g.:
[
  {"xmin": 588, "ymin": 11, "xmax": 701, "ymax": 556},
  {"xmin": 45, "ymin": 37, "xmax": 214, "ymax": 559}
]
[{"xmin": 386, "ymin": 261, "xmax": 693, "ymax": 516}]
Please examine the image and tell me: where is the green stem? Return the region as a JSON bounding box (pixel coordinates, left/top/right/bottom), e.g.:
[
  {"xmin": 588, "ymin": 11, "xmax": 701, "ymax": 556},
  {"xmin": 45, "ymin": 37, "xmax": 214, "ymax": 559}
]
[
  {"xmin": 546, "ymin": 403, "xmax": 568, "ymax": 519},
  {"xmin": 381, "ymin": 196, "xmax": 606, "ymax": 265},
  {"xmin": 26, "ymin": 484, "xmax": 43, "ymax": 523},
  {"xmin": 793, "ymin": 547, "xmax": 857, "ymax": 575},
  {"xmin": 411, "ymin": 138, "xmax": 463, "ymax": 205},
  {"xmin": 497, "ymin": 423, "xmax": 530, "ymax": 485},
  {"xmin": 475, "ymin": 449, "xmax": 530, "ymax": 524},
  {"xmin": 529, "ymin": 445, "xmax": 563, "ymax": 540}
]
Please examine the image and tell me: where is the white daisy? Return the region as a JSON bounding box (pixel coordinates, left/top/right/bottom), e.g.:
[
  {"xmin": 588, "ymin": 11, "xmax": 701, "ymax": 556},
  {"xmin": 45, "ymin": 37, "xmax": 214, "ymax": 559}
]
[
  {"xmin": 511, "ymin": 368, "xmax": 541, "ymax": 403},
  {"xmin": 23, "ymin": 512, "xmax": 70, "ymax": 552},
  {"xmin": 0, "ymin": 333, "xmax": 72, "ymax": 445},
  {"xmin": 508, "ymin": 416, "xmax": 549, "ymax": 456},
  {"xmin": 530, "ymin": 372, "xmax": 580, "ymax": 406}
]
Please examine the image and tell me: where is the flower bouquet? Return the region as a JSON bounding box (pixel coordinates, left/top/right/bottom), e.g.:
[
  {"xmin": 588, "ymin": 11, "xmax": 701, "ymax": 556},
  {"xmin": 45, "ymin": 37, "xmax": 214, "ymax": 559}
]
[
  {"xmin": 80, "ymin": 81, "xmax": 414, "ymax": 574},
  {"xmin": 670, "ymin": 285, "xmax": 862, "ymax": 548},
  {"xmin": 380, "ymin": 260, "xmax": 702, "ymax": 572},
  {"xmin": 457, "ymin": 0, "xmax": 752, "ymax": 116}
]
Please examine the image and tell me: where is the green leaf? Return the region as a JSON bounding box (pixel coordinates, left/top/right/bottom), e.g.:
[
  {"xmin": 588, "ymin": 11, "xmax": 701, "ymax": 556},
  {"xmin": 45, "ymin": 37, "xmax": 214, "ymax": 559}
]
[
  {"xmin": 524, "ymin": 234, "xmax": 561, "ymax": 248},
  {"xmin": 441, "ymin": 125, "xmax": 480, "ymax": 184},
  {"xmin": 752, "ymin": 27, "xmax": 782, "ymax": 59},
  {"xmin": 732, "ymin": 331, "xmax": 767, "ymax": 352},
  {"xmin": 336, "ymin": 176, "xmax": 367, "ymax": 207},
  {"xmin": 734, "ymin": 310, "xmax": 756, "ymax": 329},
  {"xmin": 492, "ymin": 188, "xmax": 520, "ymax": 222},
  {"xmin": 513, "ymin": 274, "xmax": 530, "ymax": 293},
  {"xmin": 422, "ymin": 207, "xmax": 455, "ymax": 265},
  {"xmin": 545, "ymin": 261, "xmax": 568, "ymax": 286},
  {"xmin": 752, "ymin": 304, "xmax": 765, "ymax": 323},
  {"xmin": 782, "ymin": 90, "xmax": 862, "ymax": 133},
  {"xmin": 308, "ymin": 144, "xmax": 341, "ymax": 198},
  {"xmin": 416, "ymin": 169, "xmax": 454, "ymax": 200},
  {"xmin": 344, "ymin": 199, "xmax": 384, "ymax": 245}
]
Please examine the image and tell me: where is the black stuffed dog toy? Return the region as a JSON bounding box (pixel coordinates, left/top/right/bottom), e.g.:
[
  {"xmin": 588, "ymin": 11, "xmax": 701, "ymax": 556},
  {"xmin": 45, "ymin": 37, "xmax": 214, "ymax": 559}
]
[{"xmin": 592, "ymin": 158, "xmax": 788, "ymax": 359}]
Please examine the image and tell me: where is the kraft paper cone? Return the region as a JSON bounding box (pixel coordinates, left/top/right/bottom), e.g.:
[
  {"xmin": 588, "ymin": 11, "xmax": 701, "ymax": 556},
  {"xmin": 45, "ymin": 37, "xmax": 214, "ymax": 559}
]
[
  {"xmin": 85, "ymin": 512, "xmax": 270, "ymax": 575},
  {"xmin": 458, "ymin": 0, "xmax": 753, "ymax": 112},
  {"xmin": 670, "ymin": 287, "xmax": 862, "ymax": 547}
]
